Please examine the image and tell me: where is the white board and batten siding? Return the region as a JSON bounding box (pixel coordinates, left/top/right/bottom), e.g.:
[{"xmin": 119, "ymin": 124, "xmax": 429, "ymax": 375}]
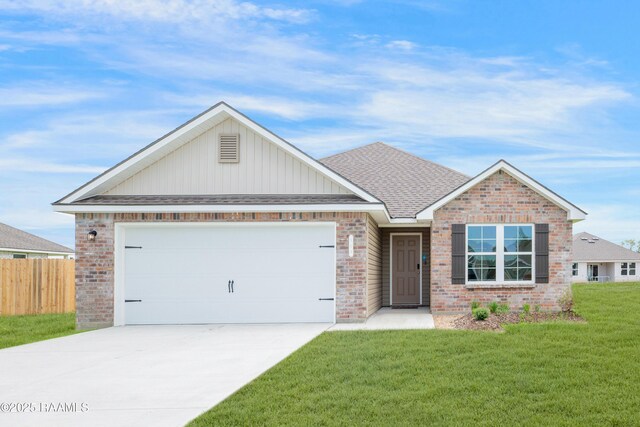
[{"xmin": 105, "ymin": 117, "xmax": 350, "ymax": 196}]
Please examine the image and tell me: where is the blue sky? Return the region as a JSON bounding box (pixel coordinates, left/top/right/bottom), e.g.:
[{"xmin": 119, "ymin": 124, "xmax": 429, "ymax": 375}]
[{"xmin": 0, "ymin": 0, "xmax": 639, "ymax": 249}]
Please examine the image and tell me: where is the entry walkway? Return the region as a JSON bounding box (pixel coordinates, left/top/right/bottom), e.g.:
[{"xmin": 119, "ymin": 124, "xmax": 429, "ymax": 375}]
[{"xmin": 329, "ymin": 307, "xmax": 434, "ymax": 331}]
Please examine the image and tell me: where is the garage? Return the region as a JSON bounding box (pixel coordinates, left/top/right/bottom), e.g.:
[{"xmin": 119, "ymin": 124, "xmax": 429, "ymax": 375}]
[{"xmin": 117, "ymin": 223, "xmax": 336, "ymax": 325}]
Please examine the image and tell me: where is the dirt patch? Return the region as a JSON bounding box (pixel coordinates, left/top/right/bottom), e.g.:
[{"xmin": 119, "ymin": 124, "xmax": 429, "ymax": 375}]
[
  {"xmin": 433, "ymin": 315, "xmax": 464, "ymax": 330},
  {"xmin": 452, "ymin": 311, "xmax": 584, "ymax": 331}
]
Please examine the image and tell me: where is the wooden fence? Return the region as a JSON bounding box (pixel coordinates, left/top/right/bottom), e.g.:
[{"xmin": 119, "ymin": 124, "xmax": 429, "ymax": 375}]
[{"xmin": 0, "ymin": 259, "xmax": 75, "ymax": 316}]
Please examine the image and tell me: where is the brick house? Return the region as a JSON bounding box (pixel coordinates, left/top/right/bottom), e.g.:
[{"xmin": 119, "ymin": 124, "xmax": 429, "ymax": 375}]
[{"xmin": 53, "ymin": 102, "xmax": 586, "ymax": 329}]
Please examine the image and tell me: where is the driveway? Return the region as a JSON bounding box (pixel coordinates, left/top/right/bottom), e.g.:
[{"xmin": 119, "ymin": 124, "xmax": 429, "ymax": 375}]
[{"xmin": 0, "ymin": 324, "xmax": 329, "ymax": 427}]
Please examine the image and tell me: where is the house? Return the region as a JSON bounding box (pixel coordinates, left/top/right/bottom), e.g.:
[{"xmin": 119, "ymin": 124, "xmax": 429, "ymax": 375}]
[
  {"xmin": 53, "ymin": 102, "xmax": 586, "ymax": 329},
  {"xmin": 0, "ymin": 222, "xmax": 74, "ymax": 259},
  {"xmin": 572, "ymin": 232, "xmax": 640, "ymax": 282}
]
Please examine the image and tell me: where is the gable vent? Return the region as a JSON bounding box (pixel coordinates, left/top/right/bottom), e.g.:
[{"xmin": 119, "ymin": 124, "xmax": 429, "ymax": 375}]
[{"xmin": 218, "ymin": 134, "xmax": 239, "ymax": 163}]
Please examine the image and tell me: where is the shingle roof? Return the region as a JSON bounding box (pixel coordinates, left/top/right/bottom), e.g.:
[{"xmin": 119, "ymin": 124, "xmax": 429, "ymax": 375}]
[
  {"xmin": 573, "ymin": 232, "xmax": 640, "ymax": 262},
  {"xmin": 70, "ymin": 194, "xmax": 368, "ymax": 205},
  {"xmin": 320, "ymin": 142, "xmax": 470, "ymax": 218},
  {"xmin": 0, "ymin": 222, "xmax": 73, "ymax": 253}
]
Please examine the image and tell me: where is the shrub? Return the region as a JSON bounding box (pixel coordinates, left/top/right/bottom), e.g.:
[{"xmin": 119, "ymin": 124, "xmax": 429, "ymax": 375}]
[
  {"xmin": 534, "ymin": 304, "xmax": 541, "ymax": 313},
  {"xmin": 522, "ymin": 304, "xmax": 531, "ymax": 314},
  {"xmin": 488, "ymin": 301, "xmax": 499, "ymax": 314},
  {"xmin": 496, "ymin": 304, "xmax": 510, "ymax": 314},
  {"xmin": 471, "ymin": 301, "xmax": 480, "ymax": 311},
  {"xmin": 558, "ymin": 288, "xmax": 573, "ymax": 312},
  {"xmin": 472, "ymin": 307, "xmax": 490, "ymax": 321}
]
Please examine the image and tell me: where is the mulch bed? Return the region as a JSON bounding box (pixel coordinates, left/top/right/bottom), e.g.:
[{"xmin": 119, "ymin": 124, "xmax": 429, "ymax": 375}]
[{"xmin": 452, "ymin": 311, "xmax": 584, "ymax": 331}]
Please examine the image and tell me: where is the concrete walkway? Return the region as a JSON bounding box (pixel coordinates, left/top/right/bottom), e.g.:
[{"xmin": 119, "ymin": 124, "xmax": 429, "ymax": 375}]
[
  {"xmin": 0, "ymin": 324, "xmax": 329, "ymax": 427},
  {"xmin": 329, "ymin": 307, "xmax": 434, "ymax": 331}
]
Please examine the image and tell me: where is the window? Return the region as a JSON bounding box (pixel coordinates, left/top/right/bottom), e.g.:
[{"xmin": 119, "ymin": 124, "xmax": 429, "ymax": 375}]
[
  {"xmin": 622, "ymin": 262, "xmax": 636, "ymax": 276},
  {"xmin": 467, "ymin": 224, "xmax": 533, "ymax": 283},
  {"xmin": 12, "ymin": 253, "xmax": 26, "ymax": 259},
  {"xmin": 572, "ymin": 263, "xmax": 578, "ymax": 276}
]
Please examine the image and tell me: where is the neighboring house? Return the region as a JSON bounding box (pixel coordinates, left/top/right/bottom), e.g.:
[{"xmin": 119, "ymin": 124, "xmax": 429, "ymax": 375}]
[
  {"xmin": 0, "ymin": 222, "xmax": 74, "ymax": 259},
  {"xmin": 572, "ymin": 232, "xmax": 640, "ymax": 283},
  {"xmin": 53, "ymin": 102, "xmax": 586, "ymax": 329}
]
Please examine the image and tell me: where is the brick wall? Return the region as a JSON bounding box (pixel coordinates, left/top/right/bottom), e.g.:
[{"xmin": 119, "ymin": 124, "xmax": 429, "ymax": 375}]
[
  {"xmin": 74, "ymin": 211, "xmax": 370, "ymax": 329},
  {"xmin": 431, "ymin": 171, "xmax": 573, "ymax": 313}
]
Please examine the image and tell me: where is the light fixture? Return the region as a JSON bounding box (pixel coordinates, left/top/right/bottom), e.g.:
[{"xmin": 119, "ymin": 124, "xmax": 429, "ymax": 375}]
[{"xmin": 87, "ymin": 230, "xmax": 97, "ymax": 241}]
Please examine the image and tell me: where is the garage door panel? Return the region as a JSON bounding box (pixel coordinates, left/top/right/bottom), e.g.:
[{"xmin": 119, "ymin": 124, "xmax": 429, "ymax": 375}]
[{"xmin": 122, "ymin": 224, "xmax": 335, "ymax": 324}]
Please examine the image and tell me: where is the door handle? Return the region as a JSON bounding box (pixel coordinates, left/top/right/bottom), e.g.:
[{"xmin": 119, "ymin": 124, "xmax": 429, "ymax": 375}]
[
  {"xmin": 228, "ymin": 280, "xmax": 231, "ymax": 293},
  {"xmin": 231, "ymin": 280, "xmax": 234, "ymax": 293}
]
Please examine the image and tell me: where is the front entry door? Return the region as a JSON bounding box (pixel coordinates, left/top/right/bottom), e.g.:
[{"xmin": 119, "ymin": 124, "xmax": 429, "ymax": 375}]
[
  {"xmin": 392, "ymin": 234, "xmax": 421, "ymax": 305},
  {"xmin": 588, "ymin": 264, "xmax": 599, "ymax": 281}
]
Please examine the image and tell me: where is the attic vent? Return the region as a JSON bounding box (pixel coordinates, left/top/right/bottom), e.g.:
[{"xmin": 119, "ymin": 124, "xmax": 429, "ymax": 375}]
[
  {"xmin": 581, "ymin": 237, "xmax": 588, "ymax": 240},
  {"xmin": 219, "ymin": 134, "xmax": 239, "ymax": 163}
]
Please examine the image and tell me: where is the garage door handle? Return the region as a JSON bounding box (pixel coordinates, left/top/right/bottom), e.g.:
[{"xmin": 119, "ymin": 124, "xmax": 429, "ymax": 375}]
[
  {"xmin": 125, "ymin": 299, "xmax": 142, "ymax": 303},
  {"xmin": 319, "ymin": 298, "xmax": 334, "ymax": 301},
  {"xmin": 228, "ymin": 280, "xmax": 234, "ymax": 293}
]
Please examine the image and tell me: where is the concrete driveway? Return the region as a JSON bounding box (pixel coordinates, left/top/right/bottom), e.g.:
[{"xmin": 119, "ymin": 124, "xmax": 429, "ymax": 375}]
[{"xmin": 0, "ymin": 324, "xmax": 329, "ymax": 427}]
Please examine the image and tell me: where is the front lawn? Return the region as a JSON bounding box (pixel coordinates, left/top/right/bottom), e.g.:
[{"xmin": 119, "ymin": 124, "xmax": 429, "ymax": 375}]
[
  {"xmin": 0, "ymin": 313, "xmax": 78, "ymax": 349},
  {"xmin": 191, "ymin": 283, "xmax": 640, "ymax": 426}
]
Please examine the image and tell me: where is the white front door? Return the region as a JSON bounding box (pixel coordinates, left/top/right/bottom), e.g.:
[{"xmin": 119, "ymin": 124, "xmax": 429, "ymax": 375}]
[{"xmin": 121, "ymin": 223, "xmax": 336, "ymax": 324}]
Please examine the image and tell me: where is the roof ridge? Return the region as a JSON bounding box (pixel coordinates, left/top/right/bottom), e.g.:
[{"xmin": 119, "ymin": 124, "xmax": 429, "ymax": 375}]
[
  {"xmin": 377, "ymin": 143, "xmax": 471, "ymax": 179},
  {"xmin": 320, "ymin": 141, "xmax": 386, "ymax": 162},
  {"xmin": 321, "ymin": 141, "xmax": 471, "ymax": 179}
]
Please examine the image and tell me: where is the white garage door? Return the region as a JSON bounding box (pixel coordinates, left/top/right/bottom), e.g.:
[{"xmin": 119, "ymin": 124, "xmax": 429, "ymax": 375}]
[{"xmin": 121, "ymin": 223, "xmax": 336, "ymax": 324}]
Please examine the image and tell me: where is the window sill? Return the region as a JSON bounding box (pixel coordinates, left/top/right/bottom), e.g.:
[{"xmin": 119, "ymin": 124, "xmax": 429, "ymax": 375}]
[{"xmin": 464, "ymin": 282, "xmax": 536, "ymax": 290}]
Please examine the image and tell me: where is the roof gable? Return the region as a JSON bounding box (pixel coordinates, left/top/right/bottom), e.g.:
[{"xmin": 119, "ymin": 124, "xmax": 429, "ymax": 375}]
[
  {"xmin": 0, "ymin": 222, "xmax": 73, "ymax": 254},
  {"xmin": 103, "ymin": 116, "xmax": 350, "ymax": 196},
  {"xmin": 573, "ymin": 232, "xmax": 640, "ymax": 262},
  {"xmin": 416, "ymin": 160, "xmax": 587, "ymax": 222},
  {"xmin": 55, "ymin": 102, "xmax": 381, "ymax": 205},
  {"xmin": 321, "ymin": 142, "xmax": 470, "ymax": 218}
]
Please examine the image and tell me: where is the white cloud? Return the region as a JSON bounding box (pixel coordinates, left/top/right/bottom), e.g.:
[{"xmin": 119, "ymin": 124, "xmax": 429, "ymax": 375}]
[
  {"xmin": 386, "ymin": 40, "xmax": 417, "ymax": 51},
  {"xmin": 0, "ymin": 0, "xmax": 314, "ymax": 24},
  {"xmin": 0, "ymin": 158, "xmax": 105, "ymax": 174},
  {"xmin": 0, "ymin": 84, "xmax": 104, "ymax": 108}
]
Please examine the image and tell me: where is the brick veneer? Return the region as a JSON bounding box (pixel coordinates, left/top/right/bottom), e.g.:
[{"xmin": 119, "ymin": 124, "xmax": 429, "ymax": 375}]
[
  {"xmin": 75, "ymin": 211, "xmax": 370, "ymax": 329},
  {"xmin": 430, "ymin": 171, "xmax": 573, "ymax": 313}
]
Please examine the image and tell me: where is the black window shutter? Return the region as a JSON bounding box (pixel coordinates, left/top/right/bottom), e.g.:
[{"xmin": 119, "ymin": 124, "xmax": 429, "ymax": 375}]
[
  {"xmin": 452, "ymin": 224, "xmax": 466, "ymax": 284},
  {"xmin": 535, "ymin": 224, "xmax": 549, "ymax": 284}
]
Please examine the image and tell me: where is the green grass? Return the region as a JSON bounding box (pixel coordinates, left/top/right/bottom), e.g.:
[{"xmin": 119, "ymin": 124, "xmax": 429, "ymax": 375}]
[
  {"xmin": 191, "ymin": 283, "xmax": 640, "ymax": 426},
  {"xmin": 0, "ymin": 312, "xmax": 78, "ymax": 349}
]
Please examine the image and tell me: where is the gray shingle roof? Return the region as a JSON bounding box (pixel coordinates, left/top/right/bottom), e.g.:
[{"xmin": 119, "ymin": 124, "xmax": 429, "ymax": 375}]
[
  {"xmin": 70, "ymin": 194, "xmax": 368, "ymax": 205},
  {"xmin": 0, "ymin": 222, "xmax": 73, "ymax": 253},
  {"xmin": 573, "ymin": 232, "xmax": 640, "ymax": 262},
  {"xmin": 320, "ymin": 142, "xmax": 471, "ymax": 218}
]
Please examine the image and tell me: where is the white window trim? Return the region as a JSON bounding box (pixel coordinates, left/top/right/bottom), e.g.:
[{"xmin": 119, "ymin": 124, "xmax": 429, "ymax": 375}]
[{"xmin": 465, "ymin": 224, "xmax": 535, "ymax": 285}]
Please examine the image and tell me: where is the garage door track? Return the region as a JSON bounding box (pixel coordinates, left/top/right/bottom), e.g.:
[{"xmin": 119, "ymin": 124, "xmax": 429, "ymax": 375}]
[{"xmin": 0, "ymin": 324, "xmax": 329, "ymax": 427}]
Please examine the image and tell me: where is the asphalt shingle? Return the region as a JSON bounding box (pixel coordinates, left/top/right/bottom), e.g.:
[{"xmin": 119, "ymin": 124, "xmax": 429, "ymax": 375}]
[
  {"xmin": 321, "ymin": 142, "xmax": 470, "ymax": 218},
  {"xmin": 573, "ymin": 232, "xmax": 640, "ymax": 262},
  {"xmin": 0, "ymin": 222, "xmax": 73, "ymax": 253}
]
